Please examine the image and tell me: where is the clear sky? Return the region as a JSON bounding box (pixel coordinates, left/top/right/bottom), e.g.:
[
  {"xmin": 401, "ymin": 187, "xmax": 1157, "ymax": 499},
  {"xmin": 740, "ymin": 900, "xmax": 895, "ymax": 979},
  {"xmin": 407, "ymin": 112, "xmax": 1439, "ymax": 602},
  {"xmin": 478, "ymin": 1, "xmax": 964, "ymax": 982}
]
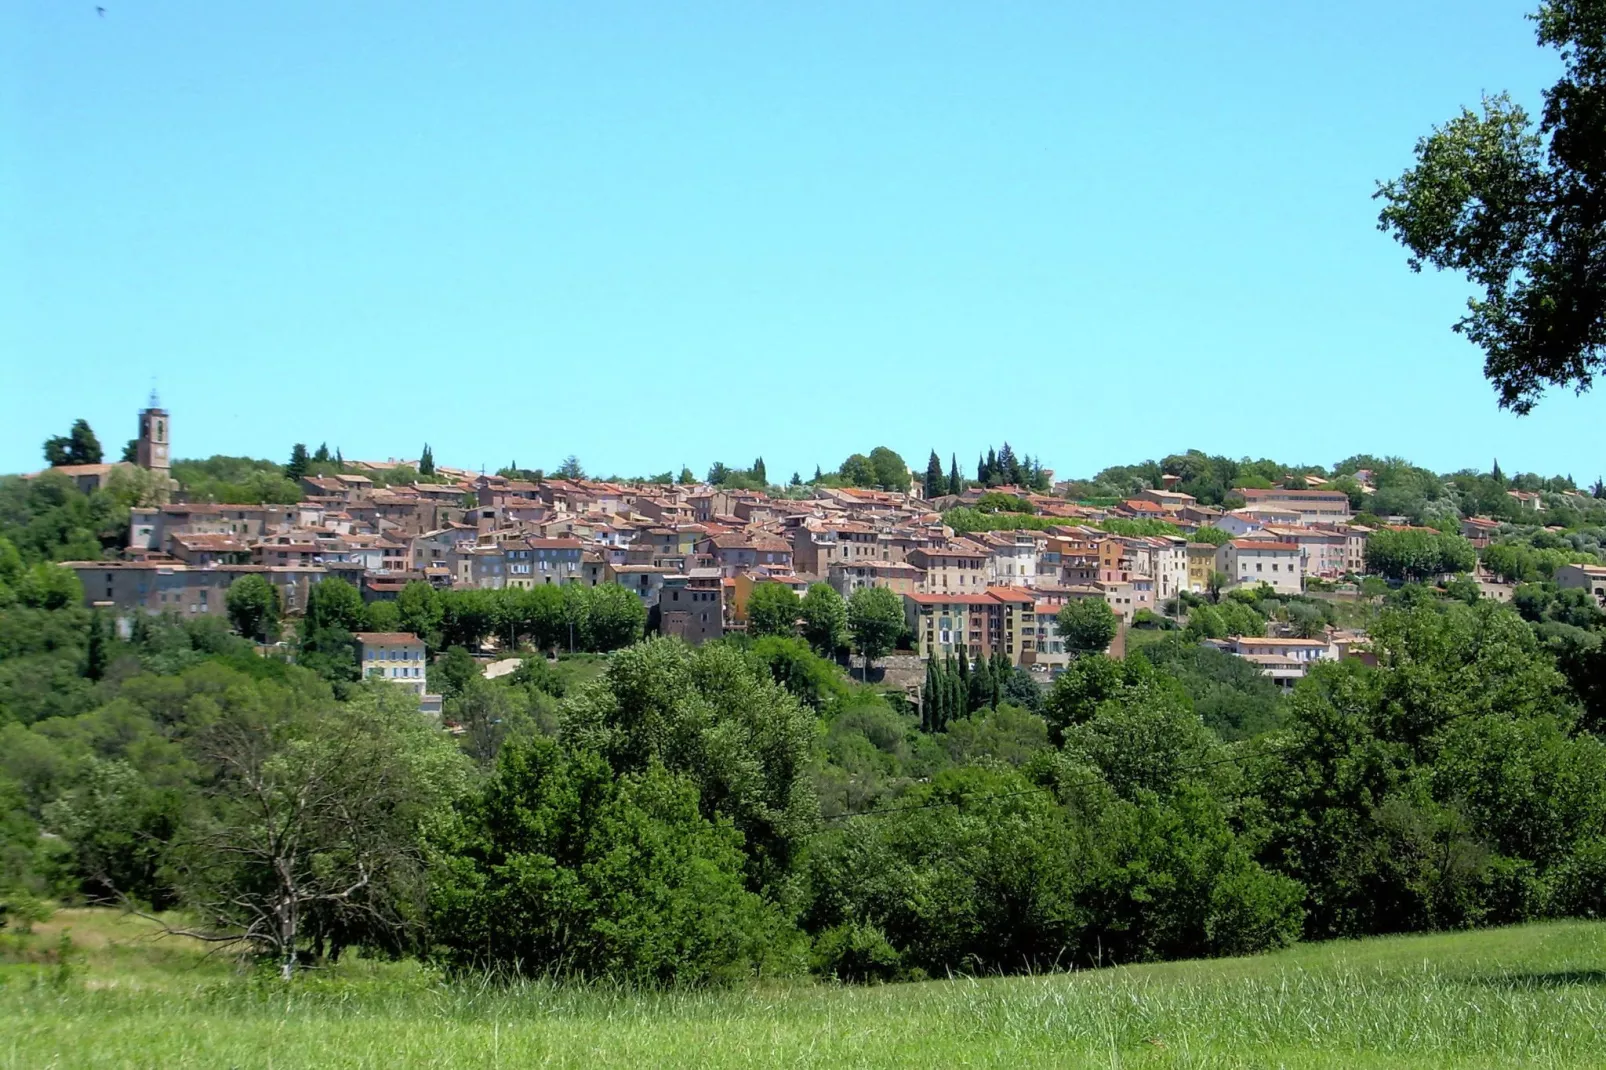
[{"xmin": 3, "ymin": 1, "xmax": 1600, "ymax": 484}]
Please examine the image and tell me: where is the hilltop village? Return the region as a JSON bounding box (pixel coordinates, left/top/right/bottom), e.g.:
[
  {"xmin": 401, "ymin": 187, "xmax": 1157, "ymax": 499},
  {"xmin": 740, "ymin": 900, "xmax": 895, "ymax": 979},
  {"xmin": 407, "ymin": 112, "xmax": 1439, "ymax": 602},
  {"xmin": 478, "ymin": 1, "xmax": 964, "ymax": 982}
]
[{"xmin": 25, "ymin": 399, "xmax": 1606, "ymax": 712}]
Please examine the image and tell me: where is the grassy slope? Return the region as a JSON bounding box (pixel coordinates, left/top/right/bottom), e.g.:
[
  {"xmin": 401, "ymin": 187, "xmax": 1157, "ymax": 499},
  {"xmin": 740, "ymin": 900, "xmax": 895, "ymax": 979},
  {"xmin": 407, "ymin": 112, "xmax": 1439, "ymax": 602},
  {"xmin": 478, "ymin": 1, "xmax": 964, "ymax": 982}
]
[{"xmin": 2, "ymin": 910, "xmax": 1603, "ymax": 1068}]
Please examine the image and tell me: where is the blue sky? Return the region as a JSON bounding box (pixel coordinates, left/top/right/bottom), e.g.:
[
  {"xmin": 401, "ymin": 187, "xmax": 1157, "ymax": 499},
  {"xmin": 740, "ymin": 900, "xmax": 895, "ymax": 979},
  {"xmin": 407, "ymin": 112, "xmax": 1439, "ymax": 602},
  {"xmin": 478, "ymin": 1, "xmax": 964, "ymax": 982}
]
[{"xmin": 3, "ymin": 1, "xmax": 1600, "ymax": 483}]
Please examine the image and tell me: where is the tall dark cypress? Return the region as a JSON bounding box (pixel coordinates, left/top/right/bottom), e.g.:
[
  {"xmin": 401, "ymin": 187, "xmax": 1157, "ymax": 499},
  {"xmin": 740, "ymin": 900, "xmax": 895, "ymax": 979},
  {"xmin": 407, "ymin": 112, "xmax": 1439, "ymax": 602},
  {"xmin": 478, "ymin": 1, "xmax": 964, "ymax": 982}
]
[
  {"xmin": 956, "ymin": 648, "xmax": 971, "ymax": 718},
  {"xmin": 923, "ymin": 658, "xmax": 939, "ymax": 732},
  {"xmin": 991, "ymin": 652, "xmax": 1009, "ymax": 708},
  {"xmin": 945, "ymin": 659, "xmax": 962, "ymax": 730},
  {"xmin": 970, "ymin": 655, "xmax": 993, "ymax": 713},
  {"xmin": 924, "ymin": 451, "xmax": 945, "ymax": 499},
  {"xmin": 84, "ymin": 610, "xmax": 108, "ymax": 682},
  {"xmin": 948, "ymin": 454, "xmax": 963, "ymax": 496}
]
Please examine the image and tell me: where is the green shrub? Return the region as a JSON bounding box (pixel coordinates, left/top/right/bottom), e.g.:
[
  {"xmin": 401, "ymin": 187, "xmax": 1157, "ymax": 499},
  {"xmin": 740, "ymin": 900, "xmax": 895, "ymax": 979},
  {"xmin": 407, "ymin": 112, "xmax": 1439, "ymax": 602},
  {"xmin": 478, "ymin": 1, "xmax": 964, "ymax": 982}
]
[{"xmin": 810, "ymin": 921, "xmax": 902, "ymax": 983}]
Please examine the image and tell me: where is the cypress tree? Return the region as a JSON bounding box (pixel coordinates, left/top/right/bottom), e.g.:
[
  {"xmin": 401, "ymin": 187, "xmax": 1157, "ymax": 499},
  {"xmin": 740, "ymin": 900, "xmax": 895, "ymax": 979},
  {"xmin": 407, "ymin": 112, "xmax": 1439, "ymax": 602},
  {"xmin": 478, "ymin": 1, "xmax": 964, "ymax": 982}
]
[
  {"xmin": 923, "ymin": 658, "xmax": 939, "ymax": 731},
  {"xmin": 753, "ymin": 457, "xmax": 767, "ymax": 483},
  {"xmin": 813, "ymin": 465, "xmax": 823, "ymax": 483},
  {"xmin": 945, "ymin": 658, "xmax": 962, "ymax": 730},
  {"xmin": 924, "ymin": 450, "xmax": 945, "ymax": 498},
  {"xmin": 84, "ymin": 611, "xmax": 109, "ymax": 682},
  {"xmin": 956, "ymin": 648, "xmax": 971, "ymax": 718},
  {"xmin": 977, "ymin": 452, "xmax": 988, "ymax": 484},
  {"xmin": 985, "ymin": 448, "xmax": 999, "ymax": 486},
  {"xmin": 948, "ymin": 454, "xmax": 963, "ymax": 496},
  {"xmin": 991, "ymin": 652, "xmax": 1009, "ymax": 708},
  {"xmin": 970, "ymin": 655, "xmax": 993, "ymax": 713}
]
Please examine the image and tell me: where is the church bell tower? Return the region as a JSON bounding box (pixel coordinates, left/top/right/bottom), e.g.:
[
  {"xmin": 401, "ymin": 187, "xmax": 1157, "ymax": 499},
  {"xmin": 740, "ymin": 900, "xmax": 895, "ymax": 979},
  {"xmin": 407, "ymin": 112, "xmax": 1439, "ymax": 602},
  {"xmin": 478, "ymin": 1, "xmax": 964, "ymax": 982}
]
[{"xmin": 136, "ymin": 391, "xmax": 170, "ymax": 477}]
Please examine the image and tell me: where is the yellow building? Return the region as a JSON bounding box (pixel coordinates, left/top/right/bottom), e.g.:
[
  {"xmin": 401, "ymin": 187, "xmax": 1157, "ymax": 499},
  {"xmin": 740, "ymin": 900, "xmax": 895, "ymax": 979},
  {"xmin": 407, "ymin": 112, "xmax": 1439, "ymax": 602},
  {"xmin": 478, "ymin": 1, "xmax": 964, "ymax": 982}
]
[{"xmin": 1186, "ymin": 542, "xmax": 1219, "ymax": 592}]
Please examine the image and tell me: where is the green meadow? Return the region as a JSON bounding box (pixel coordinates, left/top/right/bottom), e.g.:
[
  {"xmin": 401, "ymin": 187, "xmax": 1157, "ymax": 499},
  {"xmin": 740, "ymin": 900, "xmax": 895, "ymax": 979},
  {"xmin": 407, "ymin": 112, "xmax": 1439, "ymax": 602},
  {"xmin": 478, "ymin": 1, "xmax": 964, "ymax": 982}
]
[{"xmin": 3, "ymin": 909, "xmax": 1603, "ymax": 1069}]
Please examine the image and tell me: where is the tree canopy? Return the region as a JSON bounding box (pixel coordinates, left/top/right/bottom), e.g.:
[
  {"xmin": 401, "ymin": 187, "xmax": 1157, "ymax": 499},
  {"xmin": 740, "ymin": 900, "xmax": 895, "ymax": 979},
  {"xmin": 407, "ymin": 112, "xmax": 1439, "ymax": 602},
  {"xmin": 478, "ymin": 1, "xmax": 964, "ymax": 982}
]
[
  {"xmin": 846, "ymin": 586, "xmax": 903, "ymax": 673},
  {"xmin": 1377, "ymin": 1, "xmax": 1606, "ymax": 412},
  {"xmin": 1057, "ymin": 598, "xmax": 1119, "ymax": 655},
  {"xmin": 746, "ymin": 581, "xmax": 800, "ymax": 639},
  {"xmin": 43, "ymin": 420, "xmax": 103, "ymax": 467}
]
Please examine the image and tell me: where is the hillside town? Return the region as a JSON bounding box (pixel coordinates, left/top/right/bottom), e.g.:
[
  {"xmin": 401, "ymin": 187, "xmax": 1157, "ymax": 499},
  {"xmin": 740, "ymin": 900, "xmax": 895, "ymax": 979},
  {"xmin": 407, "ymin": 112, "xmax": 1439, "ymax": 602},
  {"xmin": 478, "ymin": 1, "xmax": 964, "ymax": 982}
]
[{"xmin": 40, "ymin": 398, "xmax": 1606, "ymax": 704}]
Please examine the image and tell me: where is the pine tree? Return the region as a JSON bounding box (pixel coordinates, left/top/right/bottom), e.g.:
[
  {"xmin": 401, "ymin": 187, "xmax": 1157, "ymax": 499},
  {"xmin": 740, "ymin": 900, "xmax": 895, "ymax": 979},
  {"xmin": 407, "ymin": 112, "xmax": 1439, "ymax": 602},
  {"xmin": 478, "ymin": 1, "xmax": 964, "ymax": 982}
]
[
  {"xmin": 790, "ymin": 471, "xmax": 802, "ymax": 487},
  {"xmin": 948, "ymin": 454, "xmax": 963, "ymax": 496},
  {"xmin": 286, "ymin": 443, "xmax": 310, "ymax": 483},
  {"xmin": 998, "ymin": 442, "xmax": 1021, "ymax": 487},
  {"xmin": 924, "ymin": 450, "xmax": 945, "ymax": 499},
  {"xmin": 753, "ymin": 457, "xmax": 767, "ymax": 484}
]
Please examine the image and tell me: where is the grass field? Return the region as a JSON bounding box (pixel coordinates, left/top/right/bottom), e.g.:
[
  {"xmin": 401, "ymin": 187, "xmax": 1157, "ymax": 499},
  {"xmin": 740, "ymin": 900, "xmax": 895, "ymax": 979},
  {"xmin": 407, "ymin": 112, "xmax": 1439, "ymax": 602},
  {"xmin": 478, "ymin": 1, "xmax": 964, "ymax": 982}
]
[{"xmin": 2, "ymin": 909, "xmax": 1603, "ymax": 1068}]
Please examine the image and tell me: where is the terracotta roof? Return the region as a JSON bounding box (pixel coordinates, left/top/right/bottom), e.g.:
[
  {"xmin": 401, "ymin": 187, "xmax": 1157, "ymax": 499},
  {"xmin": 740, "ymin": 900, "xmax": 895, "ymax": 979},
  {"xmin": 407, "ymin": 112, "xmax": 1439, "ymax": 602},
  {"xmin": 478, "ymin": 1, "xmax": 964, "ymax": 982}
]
[
  {"xmin": 170, "ymin": 533, "xmax": 249, "ymax": 551},
  {"xmin": 1236, "ymin": 488, "xmax": 1349, "ymax": 501},
  {"xmin": 1230, "ymin": 539, "xmax": 1299, "ymax": 551},
  {"xmin": 1234, "ymin": 636, "xmax": 1330, "ymax": 647},
  {"xmin": 31, "ymin": 463, "xmax": 122, "ymax": 477},
  {"xmin": 354, "ymin": 632, "xmax": 423, "ymax": 645},
  {"xmin": 905, "ymin": 592, "xmax": 1005, "ymax": 606}
]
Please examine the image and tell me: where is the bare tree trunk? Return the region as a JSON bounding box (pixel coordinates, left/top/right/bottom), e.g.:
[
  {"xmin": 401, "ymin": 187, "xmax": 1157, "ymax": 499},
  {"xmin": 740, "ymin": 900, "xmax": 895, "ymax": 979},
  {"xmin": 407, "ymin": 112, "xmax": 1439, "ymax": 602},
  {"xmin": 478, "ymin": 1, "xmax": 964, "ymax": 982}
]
[{"xmin": 279, "ymin": 894, "xmax": 297, "ymax": 981}]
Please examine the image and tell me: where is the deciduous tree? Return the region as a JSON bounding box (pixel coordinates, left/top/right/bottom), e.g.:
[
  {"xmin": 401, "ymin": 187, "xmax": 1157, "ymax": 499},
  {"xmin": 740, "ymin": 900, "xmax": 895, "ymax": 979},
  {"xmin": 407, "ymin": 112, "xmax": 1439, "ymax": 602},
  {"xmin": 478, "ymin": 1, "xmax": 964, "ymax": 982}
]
[
  {"xmin": 1057, "ymin": 598, "xmax": 1118, "ymax": 656},
  {"xmin": 798, "ymin": 583, "xmax": 848, "ymax": 656},
  {"xmin": 847, "ymin": 586, "xmax": 904, "ymax": 678},
  {"xmin": 746, "ymin": 581, "xmax": 800, "ymax": 639},
  {"xmin": 1376, "ymin": 2, "xmax": 1606, "ymax": 412},
  {"xmin": 225, "ymin": 574, "xmax": 280, "ymax": 642}
]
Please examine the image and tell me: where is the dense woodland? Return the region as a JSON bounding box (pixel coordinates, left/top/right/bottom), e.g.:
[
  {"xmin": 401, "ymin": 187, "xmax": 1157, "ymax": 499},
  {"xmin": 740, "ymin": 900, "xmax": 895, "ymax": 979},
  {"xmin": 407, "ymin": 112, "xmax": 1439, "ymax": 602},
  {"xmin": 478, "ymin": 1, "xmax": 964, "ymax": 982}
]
[{"xmin": 4, "ymin": 440, "xmax": 1606, "ymax": 983}]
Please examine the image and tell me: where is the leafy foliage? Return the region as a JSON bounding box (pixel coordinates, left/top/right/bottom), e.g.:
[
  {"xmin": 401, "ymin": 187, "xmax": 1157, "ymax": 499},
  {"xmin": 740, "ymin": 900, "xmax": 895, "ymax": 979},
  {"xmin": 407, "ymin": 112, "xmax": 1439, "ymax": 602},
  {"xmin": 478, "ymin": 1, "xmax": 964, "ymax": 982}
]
[
  {"xmin": 1057, "ymin": 599, "xmax": 1118, "ymax": 655},
  {"xmin": 42, "ymin": 420, "xmax": 103, "ymax": 467},
  {"xmin": 846, "ymin": 587, "xmax": 904, "ymax": 672},
  {"xmin": 745, "ymin": 582, "xmax": 800, "ymax": 639},
  {"xmin": 1376, "ymin": 3, "xmax": 1606, "ymax": 412}
]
